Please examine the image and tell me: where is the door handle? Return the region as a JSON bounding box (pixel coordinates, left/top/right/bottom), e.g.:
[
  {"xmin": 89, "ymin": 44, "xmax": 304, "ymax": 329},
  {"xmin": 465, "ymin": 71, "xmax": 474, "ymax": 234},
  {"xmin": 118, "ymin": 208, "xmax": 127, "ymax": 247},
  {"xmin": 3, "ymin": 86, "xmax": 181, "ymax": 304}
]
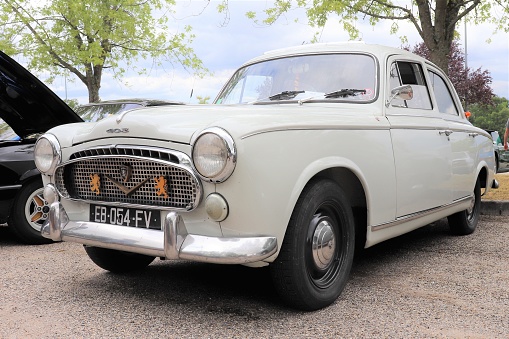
[
  {"xmin": 468, "ymin": 132, "xmax": 479, "ymax": 137},
  {"xmin": 439, "ymin": 130, "xmax": 453, "ymax": 136}
]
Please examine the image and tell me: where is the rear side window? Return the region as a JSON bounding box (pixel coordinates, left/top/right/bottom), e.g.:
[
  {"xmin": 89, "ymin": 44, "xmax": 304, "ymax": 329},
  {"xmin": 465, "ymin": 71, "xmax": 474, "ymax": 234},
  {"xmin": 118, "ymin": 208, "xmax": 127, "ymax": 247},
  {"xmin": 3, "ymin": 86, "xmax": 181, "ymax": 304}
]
[
  {"xmin": 427, "ymin": 71, "xmax": 459, "ymax": 115},
  {"xmin": 389, "ymin": 61, "xmax": 432, "ymax": 110}
]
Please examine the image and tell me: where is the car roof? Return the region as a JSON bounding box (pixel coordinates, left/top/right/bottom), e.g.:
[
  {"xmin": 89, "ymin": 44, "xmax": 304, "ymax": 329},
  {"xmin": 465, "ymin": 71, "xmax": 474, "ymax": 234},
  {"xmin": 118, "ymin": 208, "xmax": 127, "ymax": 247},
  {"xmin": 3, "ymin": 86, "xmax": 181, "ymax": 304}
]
[{"xmin": 241, "ymin": 41, "xmax": 430, "ymax": 67}]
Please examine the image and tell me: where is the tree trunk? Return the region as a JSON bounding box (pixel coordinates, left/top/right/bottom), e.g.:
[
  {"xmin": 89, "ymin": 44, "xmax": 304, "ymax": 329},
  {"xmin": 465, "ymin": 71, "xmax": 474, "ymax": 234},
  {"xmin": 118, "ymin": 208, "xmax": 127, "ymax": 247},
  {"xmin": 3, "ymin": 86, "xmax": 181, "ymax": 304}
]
[
  {"xmin": 428, "ymin": 41, "xmax": 452, "ymax": 74},
  {"xmin": 84, "ymin": 64, "xmax": 103, "ymax": 103},
  {"xmin": 87, "ymin": 83, "xmax": 101, "ymax": 103}
]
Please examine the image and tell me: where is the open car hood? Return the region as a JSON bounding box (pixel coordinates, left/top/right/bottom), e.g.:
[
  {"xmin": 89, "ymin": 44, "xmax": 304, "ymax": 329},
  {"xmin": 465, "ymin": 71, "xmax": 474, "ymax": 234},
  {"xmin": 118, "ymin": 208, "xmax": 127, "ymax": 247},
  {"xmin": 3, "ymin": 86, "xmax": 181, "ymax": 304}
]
[{"xmin": 0, "ymin": 51, "xmax": 82, "ymax": 139}]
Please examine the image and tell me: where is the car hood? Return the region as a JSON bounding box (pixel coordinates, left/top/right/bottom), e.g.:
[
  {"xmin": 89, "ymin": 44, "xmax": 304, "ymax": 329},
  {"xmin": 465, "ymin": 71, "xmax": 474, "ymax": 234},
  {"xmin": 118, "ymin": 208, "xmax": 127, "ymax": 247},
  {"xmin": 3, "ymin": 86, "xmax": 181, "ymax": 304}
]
[
  {"xmin": 70, "ymin": 103, "xmax": 381, "ymax": 145},
  {"xmin": 0, "ymin": 51, "xmax": 82, "ymax": 139}
]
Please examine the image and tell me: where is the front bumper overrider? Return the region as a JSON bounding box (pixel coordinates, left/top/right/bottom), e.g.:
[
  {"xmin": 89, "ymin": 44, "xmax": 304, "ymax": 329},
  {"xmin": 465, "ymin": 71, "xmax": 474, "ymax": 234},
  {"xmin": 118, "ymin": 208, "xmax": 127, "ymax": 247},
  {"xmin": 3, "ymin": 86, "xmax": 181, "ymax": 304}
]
[{"xmin": 41, "ymin": 202, "xmax": 278, "ymax": 264}]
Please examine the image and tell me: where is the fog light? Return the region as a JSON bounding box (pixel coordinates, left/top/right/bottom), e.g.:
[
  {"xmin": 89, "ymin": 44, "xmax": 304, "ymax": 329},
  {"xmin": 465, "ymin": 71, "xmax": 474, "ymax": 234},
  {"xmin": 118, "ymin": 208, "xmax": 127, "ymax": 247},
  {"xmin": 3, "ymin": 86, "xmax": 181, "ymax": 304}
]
[
  {"xmin": 205, "ymin": 193, "xmax": 229, "ymax": 222},
  {"xmin": 43, "ymin": 184, "xmax": 59, "ymax": 205}
]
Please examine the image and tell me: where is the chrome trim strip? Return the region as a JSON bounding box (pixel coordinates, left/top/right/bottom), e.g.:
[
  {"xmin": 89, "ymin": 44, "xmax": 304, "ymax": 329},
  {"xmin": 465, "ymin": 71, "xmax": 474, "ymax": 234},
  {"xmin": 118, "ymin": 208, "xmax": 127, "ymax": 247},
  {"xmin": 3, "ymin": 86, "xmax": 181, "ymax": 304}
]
[
  {"xmin": 371, "ymin": 196, "xmax": 472, "ymax": 232},
  {"xmin": 41, "ymin": 203, "xmax": 278, "ymax": 264},
  {"xmin": 70, "ymin": 144, "xmax": 192, "ymax": 165},
  {"xmin": 240, "ymin": 125, "xmax": 389, "ymax": 139},
  {"xmin": 0, "ymin": 185, "xmax": 22, "ymax": 190}
]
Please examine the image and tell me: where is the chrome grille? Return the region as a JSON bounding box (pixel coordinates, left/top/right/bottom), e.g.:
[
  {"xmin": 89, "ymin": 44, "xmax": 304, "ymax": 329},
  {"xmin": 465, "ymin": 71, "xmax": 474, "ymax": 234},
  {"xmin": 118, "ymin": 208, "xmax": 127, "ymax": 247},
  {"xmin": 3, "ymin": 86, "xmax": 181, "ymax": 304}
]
[
  {"xmin": 55, "ymin": 151, "xmax": 201, "ymax": 210},
  {"xmin": 69, "ymin": 146, "xmax": 180, "ymax": 163}
]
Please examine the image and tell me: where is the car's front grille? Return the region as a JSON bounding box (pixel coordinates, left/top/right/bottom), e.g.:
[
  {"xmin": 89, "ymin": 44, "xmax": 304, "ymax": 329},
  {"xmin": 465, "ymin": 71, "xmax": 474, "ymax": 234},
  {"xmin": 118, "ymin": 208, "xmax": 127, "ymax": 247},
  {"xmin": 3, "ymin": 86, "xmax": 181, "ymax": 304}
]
[{"xmin": 55, "ymin": 147, "xmax": 201, "ymax": 211}]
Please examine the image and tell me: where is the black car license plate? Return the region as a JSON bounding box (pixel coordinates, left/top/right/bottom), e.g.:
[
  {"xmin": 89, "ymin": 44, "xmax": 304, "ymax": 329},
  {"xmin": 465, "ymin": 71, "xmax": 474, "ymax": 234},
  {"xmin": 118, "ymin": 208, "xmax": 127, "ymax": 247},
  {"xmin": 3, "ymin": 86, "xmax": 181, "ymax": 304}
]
[{"xmin": 90, "ymin": 204, "xmax": 161, "ymax": 230}]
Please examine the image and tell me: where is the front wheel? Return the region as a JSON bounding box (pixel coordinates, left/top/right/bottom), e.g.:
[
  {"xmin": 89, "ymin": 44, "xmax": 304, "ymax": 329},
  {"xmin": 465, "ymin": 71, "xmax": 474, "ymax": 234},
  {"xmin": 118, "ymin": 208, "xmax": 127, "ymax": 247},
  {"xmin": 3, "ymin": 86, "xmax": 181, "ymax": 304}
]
[
  {"xmin": 270, "ymin": 180, "xmax": 355, "ymax": 311},
  {"xmin": 84, "ymin": 246, "xmax": 155, "ymax": 273},
  {"xmin": 448, "ymin": 179, "xmax": 481, "ymax": 235},
  {"xmin": 8, "ymin": 179, "xmax": 53, "ymax": 245}
]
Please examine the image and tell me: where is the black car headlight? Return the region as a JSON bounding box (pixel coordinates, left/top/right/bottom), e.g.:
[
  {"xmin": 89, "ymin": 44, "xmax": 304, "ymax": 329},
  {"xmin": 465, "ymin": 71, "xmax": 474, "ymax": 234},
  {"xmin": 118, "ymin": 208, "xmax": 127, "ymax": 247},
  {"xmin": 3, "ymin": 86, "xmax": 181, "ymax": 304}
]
[
  {"xmin": 34, "ymin": 134, "xmax": 61, "ymax": 175},
  {"xmin": 191, "ymin": 127, "xmax": 236, "ymax": 183}
]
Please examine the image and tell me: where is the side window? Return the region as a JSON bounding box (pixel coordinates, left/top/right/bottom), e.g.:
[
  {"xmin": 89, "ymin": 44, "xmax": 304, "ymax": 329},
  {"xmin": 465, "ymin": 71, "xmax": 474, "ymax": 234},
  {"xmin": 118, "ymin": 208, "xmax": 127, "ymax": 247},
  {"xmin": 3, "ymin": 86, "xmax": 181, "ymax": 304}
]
[
  {"xmin": 389, "ymin": 61, "xmax": 432, "ymax": 110},
  {"xmin": 428, "ymin": 71, "xmax": 460, "ymax": 115}
]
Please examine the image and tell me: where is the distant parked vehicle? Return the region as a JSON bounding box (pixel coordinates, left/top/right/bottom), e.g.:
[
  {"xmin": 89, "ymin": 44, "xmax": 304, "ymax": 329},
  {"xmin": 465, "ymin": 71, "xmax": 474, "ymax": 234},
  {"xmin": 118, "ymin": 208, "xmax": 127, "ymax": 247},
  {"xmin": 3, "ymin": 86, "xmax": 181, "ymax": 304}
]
[{"xmin": 485, "ymin": 129, "xmax": 509, "ymax": 173}]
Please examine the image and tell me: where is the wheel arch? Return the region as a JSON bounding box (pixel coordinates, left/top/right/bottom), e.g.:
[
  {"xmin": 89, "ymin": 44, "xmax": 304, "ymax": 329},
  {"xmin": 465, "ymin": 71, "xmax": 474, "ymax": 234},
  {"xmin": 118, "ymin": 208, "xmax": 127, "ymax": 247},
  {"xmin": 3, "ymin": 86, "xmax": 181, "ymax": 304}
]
[
  {"xmin": 478, "ymin": 164, "xmax": 488, "ymax": 190},
  {"xmin": 312, "ymin": 167, "xmax": 368, "ymax": 250},
  {"xmin": 19, "ymin": 168, "xmax": 42, "ymax": 183},
  {"xmin": 285, "ymin": 161, "xmax": 369, "ymax": 253}
]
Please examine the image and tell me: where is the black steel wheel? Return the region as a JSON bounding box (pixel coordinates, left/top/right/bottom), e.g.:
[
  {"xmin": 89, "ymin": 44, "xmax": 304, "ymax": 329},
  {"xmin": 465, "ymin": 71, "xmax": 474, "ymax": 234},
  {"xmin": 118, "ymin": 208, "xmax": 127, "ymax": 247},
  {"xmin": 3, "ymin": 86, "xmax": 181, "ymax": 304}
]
[
  {"xmin": 448, "ymin": 178, "xmax": 481, "ymax": 235},
  {"xmin": 270, "ymin": 179, "xmax": 355, "ymax": 311}
]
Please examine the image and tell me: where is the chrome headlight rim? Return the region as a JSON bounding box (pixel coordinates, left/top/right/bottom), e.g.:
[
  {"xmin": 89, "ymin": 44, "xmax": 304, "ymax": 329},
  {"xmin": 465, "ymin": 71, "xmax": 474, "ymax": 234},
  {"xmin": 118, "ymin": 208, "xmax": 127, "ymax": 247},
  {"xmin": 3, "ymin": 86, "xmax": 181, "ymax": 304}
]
[
  {"xmin": 34, "ymin": 134, "xmax": 61, "ymax": 175},
  {"xmin": 191, "ymin": 127, "xmax": 236, "ymax": 183}
]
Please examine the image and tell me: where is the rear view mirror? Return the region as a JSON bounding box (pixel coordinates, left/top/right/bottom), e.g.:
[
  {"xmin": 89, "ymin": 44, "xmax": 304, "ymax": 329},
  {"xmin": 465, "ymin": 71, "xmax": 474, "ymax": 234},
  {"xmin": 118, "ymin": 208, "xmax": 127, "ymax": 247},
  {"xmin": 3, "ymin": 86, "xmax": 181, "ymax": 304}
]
[{"xmin": 386, "ymin": 85, "xmax": 413, "ymax": 107}]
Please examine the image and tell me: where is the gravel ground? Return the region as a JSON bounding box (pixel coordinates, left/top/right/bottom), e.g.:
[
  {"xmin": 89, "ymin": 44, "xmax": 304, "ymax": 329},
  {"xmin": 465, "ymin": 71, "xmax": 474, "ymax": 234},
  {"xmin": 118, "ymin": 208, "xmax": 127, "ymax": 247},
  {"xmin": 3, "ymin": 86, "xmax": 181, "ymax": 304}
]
[{"xmin": 1, "ymin": 215, "xmax": 508, "ymax": 338}]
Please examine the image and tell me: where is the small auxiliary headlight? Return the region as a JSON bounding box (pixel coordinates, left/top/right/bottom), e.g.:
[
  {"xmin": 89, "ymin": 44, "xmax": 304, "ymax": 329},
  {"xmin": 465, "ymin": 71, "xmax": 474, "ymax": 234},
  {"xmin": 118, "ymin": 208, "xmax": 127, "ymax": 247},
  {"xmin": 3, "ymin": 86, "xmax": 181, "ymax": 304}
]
[
  {"xmin": 191, "ymin": 127, "xmax": 236, "ymax": 182},
  {"xmin": 205, "ymin": 193, "xmax": 229, "ymax": 222},
  {"xmin": 34, "ymin": 134, "xmax": 61, "ymax": 175}
]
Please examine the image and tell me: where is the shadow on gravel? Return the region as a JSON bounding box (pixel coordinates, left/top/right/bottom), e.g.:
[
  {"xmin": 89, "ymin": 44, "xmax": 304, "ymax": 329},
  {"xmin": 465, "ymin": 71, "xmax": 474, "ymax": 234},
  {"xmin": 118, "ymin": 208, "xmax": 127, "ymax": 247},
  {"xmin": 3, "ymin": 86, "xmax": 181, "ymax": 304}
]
[
  {"xmin": 80, "ymin": 260, "xmax": 286, "ymax": 316},
  {"xmin": 0, "ymin": 224, "xmax": 20, "ymax": 246},
  {"xmin": 71, "ymin": 218, "xmax": 458, "ymax": 314}
]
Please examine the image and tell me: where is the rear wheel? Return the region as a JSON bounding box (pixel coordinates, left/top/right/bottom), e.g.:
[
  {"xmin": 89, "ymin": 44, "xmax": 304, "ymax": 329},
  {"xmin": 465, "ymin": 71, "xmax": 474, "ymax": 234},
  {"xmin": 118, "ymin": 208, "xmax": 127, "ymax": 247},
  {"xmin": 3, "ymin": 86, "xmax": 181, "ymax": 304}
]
[
  {"xmin": 270, "ymin": 180, "xmax": 355, "ymax": 311},
  {"xmin": 84, "ymin": 246, "xmax": 155, "ymax": 273},
  {"xmin": 448, "ymin": 179, "xmax": 481, "ymax": 235}
]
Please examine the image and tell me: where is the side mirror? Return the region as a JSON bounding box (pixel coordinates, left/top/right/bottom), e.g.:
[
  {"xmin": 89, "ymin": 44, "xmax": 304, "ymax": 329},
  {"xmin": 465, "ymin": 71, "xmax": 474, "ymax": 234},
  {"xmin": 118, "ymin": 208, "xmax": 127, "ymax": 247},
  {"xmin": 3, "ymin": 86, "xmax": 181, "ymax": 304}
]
[{"xmin": 385, "ymin": 85, "xmax": 413, "ymax": 107}]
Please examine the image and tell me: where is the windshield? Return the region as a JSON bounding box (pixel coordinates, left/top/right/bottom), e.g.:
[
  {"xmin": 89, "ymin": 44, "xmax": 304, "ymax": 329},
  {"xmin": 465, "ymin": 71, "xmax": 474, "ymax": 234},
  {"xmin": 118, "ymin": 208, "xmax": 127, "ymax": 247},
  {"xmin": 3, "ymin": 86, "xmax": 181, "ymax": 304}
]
[{"xmin": 215, "ymin": 53, "xmax": 377, "ymax": 104}]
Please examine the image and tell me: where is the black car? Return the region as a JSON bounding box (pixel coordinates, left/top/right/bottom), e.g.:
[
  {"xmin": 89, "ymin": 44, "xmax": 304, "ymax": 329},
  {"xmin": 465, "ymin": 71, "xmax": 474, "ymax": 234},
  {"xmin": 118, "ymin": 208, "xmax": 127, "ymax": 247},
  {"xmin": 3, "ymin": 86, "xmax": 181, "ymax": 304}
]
[{"xmin": 0, "ymin": 51, "xmax": 183, "ymax": 244}]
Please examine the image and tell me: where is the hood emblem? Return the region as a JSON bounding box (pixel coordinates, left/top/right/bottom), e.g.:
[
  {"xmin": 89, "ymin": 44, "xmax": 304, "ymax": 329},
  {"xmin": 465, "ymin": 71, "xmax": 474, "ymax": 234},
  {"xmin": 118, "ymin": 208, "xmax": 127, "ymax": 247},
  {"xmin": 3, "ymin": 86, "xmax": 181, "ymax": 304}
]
[
  {"xmin": 90, "ymin": 173, "xmax": 101, "ymax": 195},
  {"xmin": 120, "ymin": 164, "xmax": 132, "ymax": 182},
  {"xmin": 154, "ymin": 176, "xmax": 169, "ymax": 198},
  {"xmin": 106, "ymin": 128, "xmax": 129, "ymax": 133}
]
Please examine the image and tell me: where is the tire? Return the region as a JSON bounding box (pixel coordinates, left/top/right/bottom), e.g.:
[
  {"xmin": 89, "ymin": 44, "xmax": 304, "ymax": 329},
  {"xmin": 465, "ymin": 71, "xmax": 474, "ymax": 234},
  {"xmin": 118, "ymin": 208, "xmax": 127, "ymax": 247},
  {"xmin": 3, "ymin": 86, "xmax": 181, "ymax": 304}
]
[
  {"xmin": 448, "ymin": 179, "xmax": 481, "ymax": 235},
  {"xmin": 8, "ymin": 179, "xmax": 53, "ymax": 245},
  {"xmin": 84, "ymin": 246, "xmax": 155, "ymax": 273},
  {"xmin": 270, "ymin": 179, "xmax": 355, "ymax": 311}
]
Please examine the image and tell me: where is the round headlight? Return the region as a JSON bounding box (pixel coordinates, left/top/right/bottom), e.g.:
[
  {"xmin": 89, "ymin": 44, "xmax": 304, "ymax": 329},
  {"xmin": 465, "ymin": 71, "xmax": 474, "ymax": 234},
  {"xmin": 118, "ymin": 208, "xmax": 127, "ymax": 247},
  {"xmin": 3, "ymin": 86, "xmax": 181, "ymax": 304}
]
[
  {"xmin": 34, "ymin": 134, "xmax": 61, "ymax": 175},
  {"xmin": 192, "ymin": 127, "xmax": 236, "ymax": 182}
]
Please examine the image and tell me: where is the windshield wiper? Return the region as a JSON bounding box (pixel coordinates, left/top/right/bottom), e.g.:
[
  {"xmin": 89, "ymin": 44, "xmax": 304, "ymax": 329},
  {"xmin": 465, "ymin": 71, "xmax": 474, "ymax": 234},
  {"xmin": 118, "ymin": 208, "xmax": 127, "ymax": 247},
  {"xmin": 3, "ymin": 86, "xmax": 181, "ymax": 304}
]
[
  {"xmin": 324, "ymin": 88, "xmax": 366, "ymax": 98},
  {"xmin": 269, "ymin": 90, "xmax": 305, "ymax": 101}
]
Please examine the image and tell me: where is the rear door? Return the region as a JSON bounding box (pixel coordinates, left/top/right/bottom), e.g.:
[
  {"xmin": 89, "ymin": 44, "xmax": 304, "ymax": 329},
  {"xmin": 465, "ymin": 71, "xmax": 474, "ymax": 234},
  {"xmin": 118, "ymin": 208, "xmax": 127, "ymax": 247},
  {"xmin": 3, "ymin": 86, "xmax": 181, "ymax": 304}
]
[{"xmin": 426, "ymin": 67, "xmax": 483, "ymax": 200}]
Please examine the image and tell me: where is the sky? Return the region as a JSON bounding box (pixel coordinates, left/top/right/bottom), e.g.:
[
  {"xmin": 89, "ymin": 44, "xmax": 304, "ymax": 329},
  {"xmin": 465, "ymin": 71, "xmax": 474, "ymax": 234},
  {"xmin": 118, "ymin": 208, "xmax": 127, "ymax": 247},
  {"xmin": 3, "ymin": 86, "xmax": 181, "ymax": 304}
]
[{"xmin": 46, "ymin": 0, "xmax": 509, "ymax": 105}]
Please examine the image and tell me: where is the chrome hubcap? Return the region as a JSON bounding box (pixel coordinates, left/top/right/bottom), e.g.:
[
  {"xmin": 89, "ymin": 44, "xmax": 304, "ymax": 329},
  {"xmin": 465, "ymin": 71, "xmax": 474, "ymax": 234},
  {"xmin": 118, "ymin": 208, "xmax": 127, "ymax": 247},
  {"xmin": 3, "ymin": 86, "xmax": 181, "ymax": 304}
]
[
  {"xmin": 26, "ymin": 188, "xmax": 49, "ymax": 232},
  {"xmin": 312, "ymin": 220, "xmax": 336, "ymax": 270}
]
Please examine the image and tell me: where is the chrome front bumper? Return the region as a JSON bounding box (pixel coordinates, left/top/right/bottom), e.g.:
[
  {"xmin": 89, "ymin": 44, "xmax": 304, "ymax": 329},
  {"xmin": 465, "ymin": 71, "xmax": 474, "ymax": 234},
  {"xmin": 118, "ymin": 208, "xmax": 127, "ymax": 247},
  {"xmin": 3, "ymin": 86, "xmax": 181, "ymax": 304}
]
[{"xmin": 41, "ymin": 202, "xmax": 278, "ymax": 264}]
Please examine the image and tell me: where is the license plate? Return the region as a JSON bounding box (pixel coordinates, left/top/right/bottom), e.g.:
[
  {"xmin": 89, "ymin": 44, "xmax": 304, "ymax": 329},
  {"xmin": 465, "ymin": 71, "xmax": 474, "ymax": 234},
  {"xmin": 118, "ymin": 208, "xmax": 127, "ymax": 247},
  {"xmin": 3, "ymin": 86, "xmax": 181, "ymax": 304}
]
[{"xmin": 90, "ymin": 204, "xmax": 161, "ymax": 230}]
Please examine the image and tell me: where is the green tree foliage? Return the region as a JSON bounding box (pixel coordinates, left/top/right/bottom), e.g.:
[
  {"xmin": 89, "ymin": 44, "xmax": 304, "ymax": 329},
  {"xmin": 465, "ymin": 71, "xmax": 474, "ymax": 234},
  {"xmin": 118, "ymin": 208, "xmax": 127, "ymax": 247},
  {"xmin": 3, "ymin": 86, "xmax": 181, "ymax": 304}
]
[
  {"xmin": 238, "ymin": 0, "xmax": 509, "ymax": 74},
  {"xmin": 469, "ymin": 96, "xmax": 509, "ymax": 137},
  {"xmin": 64, "ymin": 98, "xmax": 80, "ymax": 110},
  {"xmin": 0, "ymin": 0, "xmax": 208, "ymax": 102},
  {"xmin": 407, "ymin": 41, "xmax": 494, "ymax": 107},
  {"xmin": 196, "ymin": 95, "xmax": 210, "ymax": 104}
]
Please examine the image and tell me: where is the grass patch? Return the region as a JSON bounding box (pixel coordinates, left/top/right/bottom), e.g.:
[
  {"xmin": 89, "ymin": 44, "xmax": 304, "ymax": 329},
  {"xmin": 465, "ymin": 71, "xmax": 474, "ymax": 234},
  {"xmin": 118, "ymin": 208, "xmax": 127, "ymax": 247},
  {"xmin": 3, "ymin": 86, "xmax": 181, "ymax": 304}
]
[{"xmin": 482, "ymin": 173, "xmax": 509, "ymax": 201}]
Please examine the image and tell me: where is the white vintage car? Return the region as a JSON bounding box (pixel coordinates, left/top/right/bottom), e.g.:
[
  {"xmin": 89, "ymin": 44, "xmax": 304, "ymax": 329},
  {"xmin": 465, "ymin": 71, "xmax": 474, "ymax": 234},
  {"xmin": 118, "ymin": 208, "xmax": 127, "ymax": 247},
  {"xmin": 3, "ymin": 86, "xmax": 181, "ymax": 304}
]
[{"xmin": 35, "ymin": 42, "xmax": 497, "ymax": 311}]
